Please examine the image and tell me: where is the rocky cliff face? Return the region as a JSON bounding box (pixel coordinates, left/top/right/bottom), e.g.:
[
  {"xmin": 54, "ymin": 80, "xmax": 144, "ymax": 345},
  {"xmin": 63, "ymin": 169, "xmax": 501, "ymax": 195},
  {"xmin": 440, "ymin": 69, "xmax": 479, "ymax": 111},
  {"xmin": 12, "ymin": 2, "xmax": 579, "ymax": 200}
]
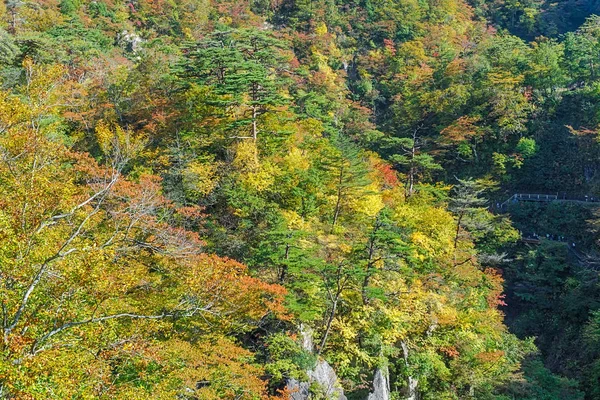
[
  {"xmin": 367, "ymin": 367, "xmax": 390, "ymax": 400},
  {"xmin": 288, "ymin": 326, "xmax": 401, "ymax": 400},
  {"xmin": 286, "ymin": 324, "xmax": 347, "ymax": 400},
  {"xmin": 287, "ymin": 360, "xmax": 347, "ymax": 400}
]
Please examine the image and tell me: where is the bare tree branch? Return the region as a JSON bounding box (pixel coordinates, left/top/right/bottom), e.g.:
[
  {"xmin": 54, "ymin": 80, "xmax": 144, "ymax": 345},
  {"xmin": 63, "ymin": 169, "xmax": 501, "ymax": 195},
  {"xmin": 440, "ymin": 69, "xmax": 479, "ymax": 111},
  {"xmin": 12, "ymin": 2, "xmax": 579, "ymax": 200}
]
[
  {"xmin": 5, "ymin": 171, "xmax": 119, "ymax": 340},
  {"xmin": 30, "ymin": 304, "xmax": 215, "ymax": 355}
]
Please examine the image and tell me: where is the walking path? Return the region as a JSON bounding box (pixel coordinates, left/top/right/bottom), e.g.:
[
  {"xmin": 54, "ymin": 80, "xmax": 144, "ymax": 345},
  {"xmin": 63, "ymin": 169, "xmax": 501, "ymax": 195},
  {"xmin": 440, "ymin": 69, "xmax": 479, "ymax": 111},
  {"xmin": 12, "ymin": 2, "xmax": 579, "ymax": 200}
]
[
  {"xmin": 493, "ymin": 193, "xmax": 600, "ymax": 270},
  {"xmin": 498, "ymin": 193, "xmax": 600, "ymax": 209},
  {"xmin": 519, "ymin": 233, "xmax": 600, "ymax": 270}
]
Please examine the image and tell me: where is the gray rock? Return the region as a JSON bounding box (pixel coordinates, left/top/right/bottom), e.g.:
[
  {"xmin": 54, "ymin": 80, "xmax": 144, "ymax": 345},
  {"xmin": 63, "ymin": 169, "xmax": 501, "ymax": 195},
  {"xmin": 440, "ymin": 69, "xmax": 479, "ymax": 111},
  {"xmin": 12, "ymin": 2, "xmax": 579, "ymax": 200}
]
[
  {"xmin": 401, "ymin": 340, "xmax": 419, "ymax": 400},
  {"xmin": 310, "ymin": 360, "xmax": 347, "ymax": 399},
  {"xmin": 287, "ymin": 359, "xmax": 347, "ymax": 400},
  {"xmin": 117, "ymin": 30, "xmax": 144, "ymax": 53},
  {"xmin": 367, "ymin": 367, "xmax": 390, "ymax": 400},
  {"xmin": 406, "ymin": 377, "xmax": 419, "ymax": 400},
  {"xmin": 300, "ymin": 323, "xmax": 314, "ymax": 353},
  {"xmin": 287, "ymin": 379, "xmax": 311, "ymax": 400},
  {"xmin": 287, "ymin": 324, "xmax": 346, "ymax": 399}
]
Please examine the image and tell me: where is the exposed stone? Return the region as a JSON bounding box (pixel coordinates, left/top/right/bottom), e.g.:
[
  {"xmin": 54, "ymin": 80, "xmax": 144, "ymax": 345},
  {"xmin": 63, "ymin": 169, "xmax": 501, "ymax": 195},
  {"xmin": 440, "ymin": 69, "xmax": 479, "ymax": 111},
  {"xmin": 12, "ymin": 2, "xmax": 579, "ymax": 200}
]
[
  {"xmin": 287, "ymin": 359, "xmax": 347, "ymax": 400},
  {"xmin": 406, "ymin": 377, "xmax": 419, "ymax": 400},
  {"xmin": 287, "ymin": 379, "xmax": 310, "ymax": 400},
  {"xmin": 286, "ymin": 325, "xmax": 346, "ymax": 400},
  {"xmin": 261, "ymin": 21, "xmax": 274, "ymax": 30},
  {"xmin": 300, "ymin": 323, "xmax": 313, "ymax": 352},
  {"xmin": 401, "ymin": 341, "xmax": 419, "ymax": 400},
  {"xmin": 117, "ymin": 30, "xmax": 144, "ymax": 53},
  {"xmin": 367, "ymin": 367, "xmax": 390, "ymax": 400}
]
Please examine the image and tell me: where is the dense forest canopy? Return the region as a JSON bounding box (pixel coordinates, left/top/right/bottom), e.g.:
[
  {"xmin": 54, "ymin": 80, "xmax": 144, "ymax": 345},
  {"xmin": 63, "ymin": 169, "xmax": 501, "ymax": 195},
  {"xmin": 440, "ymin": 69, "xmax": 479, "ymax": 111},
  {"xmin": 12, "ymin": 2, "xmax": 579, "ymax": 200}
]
[{"xmin": 2, "ymin": 0, "xmax": 600, "ymax": 398}]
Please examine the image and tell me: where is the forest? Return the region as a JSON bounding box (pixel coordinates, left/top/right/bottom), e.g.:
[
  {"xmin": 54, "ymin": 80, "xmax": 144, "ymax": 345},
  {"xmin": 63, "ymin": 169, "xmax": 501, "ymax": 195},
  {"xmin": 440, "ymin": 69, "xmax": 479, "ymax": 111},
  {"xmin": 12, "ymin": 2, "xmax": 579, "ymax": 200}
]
[{"xmin": 3, "ymin": 0, "xmax": 600, "ymax": 398}]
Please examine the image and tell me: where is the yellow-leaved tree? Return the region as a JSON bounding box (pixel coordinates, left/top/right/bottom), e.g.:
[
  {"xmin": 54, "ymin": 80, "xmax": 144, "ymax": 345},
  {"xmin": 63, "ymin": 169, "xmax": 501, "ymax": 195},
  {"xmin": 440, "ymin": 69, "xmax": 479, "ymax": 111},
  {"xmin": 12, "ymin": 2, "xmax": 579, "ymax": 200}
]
[{"xmin": 0, "ymin": 60, "xmax": 286, "ymax": 399}]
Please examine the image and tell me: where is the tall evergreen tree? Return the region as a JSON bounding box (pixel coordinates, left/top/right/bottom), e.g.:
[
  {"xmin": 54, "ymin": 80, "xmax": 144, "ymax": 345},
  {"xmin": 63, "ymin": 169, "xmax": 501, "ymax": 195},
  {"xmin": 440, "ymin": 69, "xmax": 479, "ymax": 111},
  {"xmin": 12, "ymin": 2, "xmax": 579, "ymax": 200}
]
[{"xmin": 179, "ymin": 28, "xmax": 289, "ymax": 140}]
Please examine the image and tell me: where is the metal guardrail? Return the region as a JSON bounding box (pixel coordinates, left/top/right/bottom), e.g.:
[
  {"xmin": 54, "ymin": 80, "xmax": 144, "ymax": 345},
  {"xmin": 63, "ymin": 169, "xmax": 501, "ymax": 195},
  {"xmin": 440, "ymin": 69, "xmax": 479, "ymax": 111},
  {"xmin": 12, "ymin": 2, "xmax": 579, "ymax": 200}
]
[
  {"xmin": 494, "ymin": 197, "xmax": 600, "ymax": 270},
  {"xmin": 498, "ymin": 193, "xmax": 600, "ymax": 209},
  {"xmin": 514, "ymin": 193, "xmax": 558, "ymax": 201}
]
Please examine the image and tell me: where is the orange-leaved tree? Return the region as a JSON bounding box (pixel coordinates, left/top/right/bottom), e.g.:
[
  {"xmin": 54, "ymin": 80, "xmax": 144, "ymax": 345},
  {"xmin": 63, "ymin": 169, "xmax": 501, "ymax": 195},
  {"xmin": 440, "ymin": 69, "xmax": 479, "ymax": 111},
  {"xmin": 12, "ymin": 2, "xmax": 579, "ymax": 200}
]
[{"xmin": 0, "ymin": 60, "xmax": 286, "ymax": 399}]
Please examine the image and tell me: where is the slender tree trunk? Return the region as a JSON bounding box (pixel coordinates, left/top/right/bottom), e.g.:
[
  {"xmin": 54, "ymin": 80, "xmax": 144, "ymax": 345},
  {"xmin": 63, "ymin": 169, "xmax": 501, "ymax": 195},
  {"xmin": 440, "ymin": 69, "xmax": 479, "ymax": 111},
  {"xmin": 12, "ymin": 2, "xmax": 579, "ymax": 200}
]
[
  {"xmin": 453, "ymin": 213, "xmax": 463, "ymax": 250},
  {"xmin": 362, "ymin": 230, "xmax": 377, "ymax": 304},
  {"xmin": 279, "ymin": 242, "xmax": 290, "ymax": 283},
  {"xmin": 407, "ymin": 144, "xmax": 416, "ymax": 197},
  {"xmin": 11, "ymin": 12, "xmax": 16, "ymax": 35},
  {"xmin": 318, "ymin": 296, "xmax": 338, "ymax": 357},
  {"xmin": 453, "ymin": 212, "xmax": 464, "ymax": 264},
  {"xmin": 252, "ymin": 105, "xmax": 258, "ymax": 141},
  {"xmin": 331, "ymin": 167, "xmax": 344, "ymax": 231},
  {"xmin": 406, "ymin": 128, "xmax": 418, "ymax": 197},
  {"xmin": 8, "ymin": 2, "xmax": 17, "ymax": 35},
  {"xmin": 407, "ymin": 166, "xmax": 415, "ymax": 196},
  {"xmin": 318, "ymin": 263, "xmax": 345, "ymax": 357}
]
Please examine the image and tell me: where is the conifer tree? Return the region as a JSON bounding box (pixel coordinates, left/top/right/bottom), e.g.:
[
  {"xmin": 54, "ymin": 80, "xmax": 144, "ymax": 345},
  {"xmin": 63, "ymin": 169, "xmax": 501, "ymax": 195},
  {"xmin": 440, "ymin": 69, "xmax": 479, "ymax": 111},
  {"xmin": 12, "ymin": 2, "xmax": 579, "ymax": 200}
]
[
  {"xmin": 180, "ymin": 28, "xmax": 288, "ymax": 141},
  {"xmin": 449, "ymin": 178, "xmax": 488, "ymax": 260},
  {"xmin": 319, "ymin": 134, "xmax": 372, "ymax": 231}
]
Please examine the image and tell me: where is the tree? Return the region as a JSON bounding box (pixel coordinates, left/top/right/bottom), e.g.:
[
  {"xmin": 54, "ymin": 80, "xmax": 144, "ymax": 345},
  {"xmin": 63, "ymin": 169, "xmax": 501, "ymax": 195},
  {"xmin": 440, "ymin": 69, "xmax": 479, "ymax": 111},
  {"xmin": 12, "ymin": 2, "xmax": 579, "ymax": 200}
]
[
  {"xmin": 319, "ymin": 134, "xmax": 373, "ymax": 231},
  {"xmin": 0, "ymin": 60, "xmax": 286, "ymax": 399},
  {"xmin": 352, "ymin": 207, "xmax": 411, "ymax": 305},
  {"xmin": 448, "ymin": 178, "xmax": 488, "ymax": 262},
  {"xmin": 564, "ymin": 16, "xmax": 600, "ymax": 82},
  {"xmin": 440, "ymin": 116, "xmax": 485, "ymax": 163},
  {"xmin": 0, "ymin": 28, "xmax": 18, "ymax": 65},
  {"xmin": 179, "ymin": 28, "xmax": 289, "ymax": 141},
  {"xmin": 386, "ymin": 126, "xmax": 443, "ymax": 197}
]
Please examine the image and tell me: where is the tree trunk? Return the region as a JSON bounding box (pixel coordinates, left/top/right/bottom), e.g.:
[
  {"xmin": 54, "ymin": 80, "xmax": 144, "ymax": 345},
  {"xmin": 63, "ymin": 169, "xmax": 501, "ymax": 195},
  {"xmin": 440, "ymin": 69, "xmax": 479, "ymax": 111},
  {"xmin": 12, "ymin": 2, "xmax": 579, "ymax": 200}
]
[
  {"xmin": 252, "ymin": 105, "xmax": 258, "ymax": 141},
  {"xmin": 362, "ymin": 231, "xmax": 377, "ymax": 304},
  {"xmin": 453, "ymin": 212, "xmax": 464, "ymax": 265},
  {"xmin": 318, "ymin": 297, "xmax": 338, "ymax": 357},
  {"xmin": 331, "ymin": 167, "xmax": 344, "ymax": 231},
  {"xmin": 406, "ymin": 128, "xmax": 418, "ymax": 197},
  {"xmin": 279, "ymin": 242, "xmax": 290, "ymax": 283}
]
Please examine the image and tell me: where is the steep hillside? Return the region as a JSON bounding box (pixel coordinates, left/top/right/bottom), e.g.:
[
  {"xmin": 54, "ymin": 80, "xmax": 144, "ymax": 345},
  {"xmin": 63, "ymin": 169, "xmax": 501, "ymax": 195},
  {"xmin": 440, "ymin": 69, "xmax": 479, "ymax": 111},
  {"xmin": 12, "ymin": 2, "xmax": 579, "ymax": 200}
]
[{"xmin": 1, "ymin": 0, "xmax": 600, "ymax": 398}]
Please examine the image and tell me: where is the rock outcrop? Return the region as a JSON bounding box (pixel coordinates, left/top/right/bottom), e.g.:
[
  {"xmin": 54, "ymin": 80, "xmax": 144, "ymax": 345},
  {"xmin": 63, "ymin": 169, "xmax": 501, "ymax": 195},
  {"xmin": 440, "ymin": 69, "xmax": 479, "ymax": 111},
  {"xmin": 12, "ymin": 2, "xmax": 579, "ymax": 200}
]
[
  {"xmin": 287, "ymin": 360, "xmax": 347, "ymax": 400},
  {"xmin": 300, "ymin": 323, "xmax": 314, "ymax": 353},
  {"xmin": 367, "ymin": 367, "xmax": 390, "ymax": 400},
  {"xmin": 287, "ymin": 324, "xmax": 347, "ymax": 400},
  {"xmin": 117, "ymin": 30, "xmax": 143, "ymax": 53}
]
